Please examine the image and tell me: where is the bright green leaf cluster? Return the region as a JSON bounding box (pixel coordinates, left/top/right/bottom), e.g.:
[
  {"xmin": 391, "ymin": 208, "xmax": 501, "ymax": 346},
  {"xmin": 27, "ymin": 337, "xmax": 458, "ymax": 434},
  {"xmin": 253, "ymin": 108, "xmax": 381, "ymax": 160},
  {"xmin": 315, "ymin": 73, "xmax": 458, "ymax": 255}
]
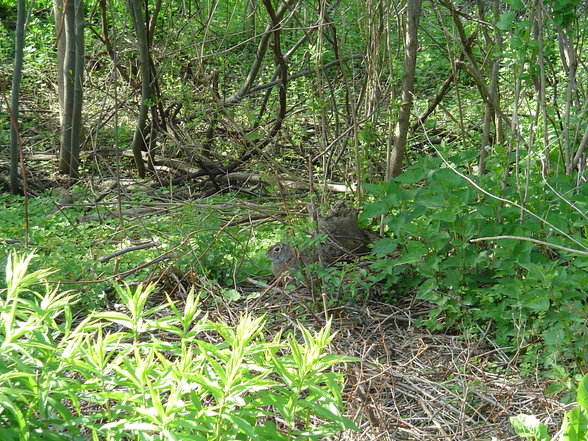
[{"xmin": 0, "ymin": 253, "xmax": 359, "ymax": 440}]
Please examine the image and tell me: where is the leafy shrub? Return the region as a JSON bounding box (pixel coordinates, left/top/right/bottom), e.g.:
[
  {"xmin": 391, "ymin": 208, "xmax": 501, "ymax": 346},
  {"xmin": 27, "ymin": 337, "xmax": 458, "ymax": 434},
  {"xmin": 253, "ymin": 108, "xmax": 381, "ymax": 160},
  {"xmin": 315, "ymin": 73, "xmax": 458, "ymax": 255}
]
[
  {"xmin": 0, "ymin": 253, "xmax": 358, "ymax": 440},
  {"xmin": 361, "ymin": 154, "xmax": 588, "ymax": 375}
]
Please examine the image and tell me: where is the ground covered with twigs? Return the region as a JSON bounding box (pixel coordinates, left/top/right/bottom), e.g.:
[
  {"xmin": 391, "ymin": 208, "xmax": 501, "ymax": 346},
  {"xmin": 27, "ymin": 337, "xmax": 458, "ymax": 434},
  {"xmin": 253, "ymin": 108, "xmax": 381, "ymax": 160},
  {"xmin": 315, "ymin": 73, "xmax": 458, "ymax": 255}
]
[{"xmin": 200, "ymin": 281, "xmax": 567, "ymax": 441}]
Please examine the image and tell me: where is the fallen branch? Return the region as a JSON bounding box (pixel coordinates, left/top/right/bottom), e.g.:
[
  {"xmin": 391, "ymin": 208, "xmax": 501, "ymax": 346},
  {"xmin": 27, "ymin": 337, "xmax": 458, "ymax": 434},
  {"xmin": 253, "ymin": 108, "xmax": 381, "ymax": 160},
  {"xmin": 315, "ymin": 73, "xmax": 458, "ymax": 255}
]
[
  {"xmin": 116, "ymin": 252, "xmax": 175, "ymax": 280},
  {"xmin": 224, "ymin": 172, "xmax": 355, "ymax": 193},
  {"xmin": 470, "ymin": 235, "xmax": 588, "ymax": 256},
  {"xmin": 77, "ymin": 207, "xmax": 167, "ymax": 223},
  {"xmin": 99, "ymin": 241, "xmax": 161, "ymax": 264}
]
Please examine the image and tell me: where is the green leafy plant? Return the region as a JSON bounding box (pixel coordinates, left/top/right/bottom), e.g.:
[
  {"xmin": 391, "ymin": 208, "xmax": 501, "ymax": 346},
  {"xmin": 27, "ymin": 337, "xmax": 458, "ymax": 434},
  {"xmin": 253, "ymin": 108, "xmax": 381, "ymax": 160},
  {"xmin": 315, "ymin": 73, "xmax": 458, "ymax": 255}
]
[
  {"xmin": 361, "ymin": 153, "xmax": 588, "ymax": 375},
  {"xmin": 0, "ymin": 253, "xmax": 359, "ymax": 440},
  {"xmin": 510, "ymin": 374, "xmax": 588, "ymax": 441}
]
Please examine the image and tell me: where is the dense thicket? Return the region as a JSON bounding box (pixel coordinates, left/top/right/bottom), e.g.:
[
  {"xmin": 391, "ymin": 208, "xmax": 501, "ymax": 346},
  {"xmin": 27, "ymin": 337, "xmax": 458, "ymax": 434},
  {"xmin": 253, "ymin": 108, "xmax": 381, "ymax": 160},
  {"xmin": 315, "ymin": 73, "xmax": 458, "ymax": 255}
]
[{"xmin": 1, "ymin": 0, "xmax": 587, "ymax": 388}]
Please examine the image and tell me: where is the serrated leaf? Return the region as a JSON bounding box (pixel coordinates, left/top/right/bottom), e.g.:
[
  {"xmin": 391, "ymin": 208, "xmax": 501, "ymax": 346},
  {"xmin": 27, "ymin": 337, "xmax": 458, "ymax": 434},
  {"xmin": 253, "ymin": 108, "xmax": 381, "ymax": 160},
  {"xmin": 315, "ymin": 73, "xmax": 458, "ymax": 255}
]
[
  {"xmin": 362, "ymin": 201, "xmax": 389, "ymax": 218},
  {"xmin": 418, "ymin": 278, "xmax": 438, "ymax": 301},
  {"xmin": 511, "ymin": 0, "xmax": 523, "ymax": 10},
  {"xmin": 523, "ymin": 293, "xmax": 550, "ymax": 312},
  {"xmin": 363, "ymin": 183, "xmax": 383, "ymax": 196},
  {"xmin": 430, "ymin": 209, "xmax": 456, "ymax": 222},
  {"xmin": 371, "ymin": 238, "xmax": 399, "ymax": 256},
  {"xmin": 416, "ymin": 193, "xmax": 445, "ymax": 208},
  {"xmin": 394, "ymin": 168, "xmax": 427, "ymax": 184},
  {"xmin": 430, "ymin": 168, "xmax": 465, "ymax": 188},
  {"xmin": 543, "ymin": 327, "xmax": 564, "ymax": 347},
  {"xmin": 497, "ymin": 11, "xmax": 516, "ymax": 30}
]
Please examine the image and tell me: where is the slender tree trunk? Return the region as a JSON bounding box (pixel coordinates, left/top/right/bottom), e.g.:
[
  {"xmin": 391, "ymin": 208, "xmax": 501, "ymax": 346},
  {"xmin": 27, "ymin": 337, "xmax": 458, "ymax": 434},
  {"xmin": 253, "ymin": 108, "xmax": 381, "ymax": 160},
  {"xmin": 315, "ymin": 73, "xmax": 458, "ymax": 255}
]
[
  {"xmin": 53, "ymin": 0, "xmax": 65, "ymax": 125},
  {"xmin": 532, "ymin": 0, "xmax": 549, "ymax": 176},
  {"xmin": 559, "ymin": 27, "xmax": 577, "ymax": 175},
  {"xmin": 387, "ymin": 0, "xmax": 422, "ymax": 179},
  {"xmin": 56, "ymin": 0, "xmax": 84, "ymax": 177},
  {"xmin": 69, "ymin": 0, "xmax": 84, "ymax": 178},
  {"xmin": 477, "ymin": 0, "xmax": 503, "ymax": 175},
  {"xmin": 58, "ymin": 0, "xmax": 74, "ymax": 174},
  {"xmin": 9, "ymin": 0, "xmax": 26, "ymax": 194},
  {"xmin": 127, "ymin": 0, "xmax": 151, "ymax": 178},
  {"xmin": 243, "ymin": 0, "xmax": 256, "ymax": 37}
]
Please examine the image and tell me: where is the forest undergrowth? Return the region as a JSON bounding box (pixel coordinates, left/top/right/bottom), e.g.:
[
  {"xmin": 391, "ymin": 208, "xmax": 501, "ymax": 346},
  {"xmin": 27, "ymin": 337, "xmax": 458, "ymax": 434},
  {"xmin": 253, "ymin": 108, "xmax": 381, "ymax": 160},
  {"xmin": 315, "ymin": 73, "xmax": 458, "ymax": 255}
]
[
  {"xmin": 1, "ymin": 167, "xmax": 586, "ymax": 440},
  {"xmin": 1, "ymin": 0, "xmax": 588, "ymax": 439}
]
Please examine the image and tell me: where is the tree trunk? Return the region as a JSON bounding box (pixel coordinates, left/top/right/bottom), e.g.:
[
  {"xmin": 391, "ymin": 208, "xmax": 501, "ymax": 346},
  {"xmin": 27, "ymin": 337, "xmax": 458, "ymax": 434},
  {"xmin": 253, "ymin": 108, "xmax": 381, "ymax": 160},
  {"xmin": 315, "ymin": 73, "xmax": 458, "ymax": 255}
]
[
  {"xmin": 53, "ymin": 0, "xmax": 65, "ymax": 125},
  {"xmin": 69, "ymin": 0, "xmax": 84, "ymax": 178},
  {"xmin": 387, "ymin": 0, "xmax": 422, "ymax": 179},
  {"xmin": 243, "ymin": 0, "xmax": 256, "ymax": 37},
  {"xmin": 9, "ymin": 0, "xmax": 26, "ymax": 194},
  {"xmin": 56, "ymin": 0, "xmax": 84, "ymax": 177},
  {"xmin": 127, "ymin": 0, "xmax": 152, "ymax": 178},
  {"xmin": 477, "ymin": 0, "xmax": 503, "ymax": 175},
  {"xmin": 58, "ymin": 0, "xmax": 74, "ymax": 174},
  {"xmin": 560, "ymin": 27, "xmax": 578, "ymax": 176}
]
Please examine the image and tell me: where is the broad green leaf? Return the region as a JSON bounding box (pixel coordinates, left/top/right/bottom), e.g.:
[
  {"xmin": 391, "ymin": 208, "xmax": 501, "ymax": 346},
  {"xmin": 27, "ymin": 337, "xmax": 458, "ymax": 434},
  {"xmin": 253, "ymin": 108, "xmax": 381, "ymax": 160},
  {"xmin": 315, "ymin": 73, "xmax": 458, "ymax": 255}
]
[
  {"xmin": 543, "ymin": 327, "xmax": 564, "ymax": 347},
  {"xmin": 443, "ymin": 270, "xmax": 462, "ymax": 288},
  {"xmin": 394, "ymin": 167, "xmax": 427, "ymax": 184},
  {"xmin": 394, "ymin": 239, "xmax": 427, "ymax": 264},
  {"xmin": 497, "ymin": 11, "xmax": 516, "ymax": 30},
  {"xmin": 221, "ymin": 288, "xmax": 241, "ymax": 301},
  {"xmin": 430, "ymin": 168, "xmax": 465, "ymax": 188},
  {"xmin": 510, "ymin": 36, "xmax": 524, "ymax": 50},
  {"xmin": 363, "ymin": 183, "xmax": 384, "ymax": 197},
  {"xmin": 417, "ymin": 193, "xmax": 446, "ymax": 208},
  {"xmin": 510, "ymin": 414, "xmax": 549, "ymax": 441},
  {"xmin": 371, "ymin": 238, "xmax": 399, "ymax": 256},
  {"xmin": 449, "ymin": 149, "xmax": 480, "ymax": 164},
  {"xmin": 430, "ymin": 209, "xmax": 456, "ymax": 222},
  {"xmin": 418, "ymin": 278, "xmax": 438, "ymax": 301},
  {"xmin": 561, "ymin": 405, "xmax": 588, "ymax": 441},
  {"xmin": 0, "ymin": 428, "xmax": 19, "ymax": 441},
  {"xmin": 362, "ymin": 201, "xmax": 389, "ymax": 218},
  {"xmin": 510, "ymin": 0, "xmax": 523, "ymax": 10},
  {"xmin": 553, "ymin": 0, "xmax": 571, "ymax": 12},
  {"xmin": 523, "ymin": 293, "xmax": 550, "ymax": 312}
]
